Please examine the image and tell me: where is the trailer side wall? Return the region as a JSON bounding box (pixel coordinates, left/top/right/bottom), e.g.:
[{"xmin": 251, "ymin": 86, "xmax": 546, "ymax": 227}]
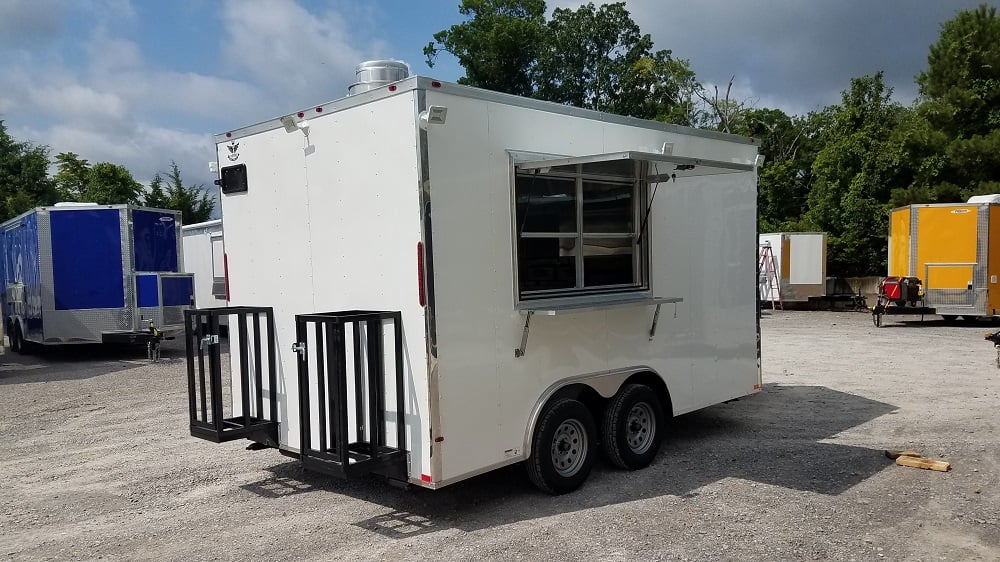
[
  {"xmin": 423, "ymin": 88, "xmax": 759, "ymax": 483},
  {"xmin": 1, "ymin": 212, "xmax": 43, "ymax": 339}
]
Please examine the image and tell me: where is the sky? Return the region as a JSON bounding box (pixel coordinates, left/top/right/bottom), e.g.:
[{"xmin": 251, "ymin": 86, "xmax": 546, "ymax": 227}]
[{"xmin": 0, "ymin": 0, "xmax": 990, "ymax": 198}]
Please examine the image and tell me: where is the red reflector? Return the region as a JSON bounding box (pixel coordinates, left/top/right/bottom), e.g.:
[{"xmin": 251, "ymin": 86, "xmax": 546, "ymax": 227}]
[
  {"xmin": 388, "ymin": 84, "xmax": 397, "ymax": 92},
  {"xmin": 753, "ymin": 384, "xmax": 760, "ymax": 390},
  {"xmin": 434, "ymin": 436, "xmax": 444, "ymax": 443},
  {"xmin": 421, "ymin": 474, "xmax": 432, "ymax": 483},
  {"xmin": 431, "ymin": 81, "xmax": 442, "ymax": 88},
  {"xmin": 297, "ymin": 112, "xmax": 304, "ymax": 118},
  {"xmin": 417, "ymin": 242, "xmax": 426, "ymax": 307},
  {"xmin": 224, "ymin": 253, "xmax": 231, "ymax": 302},
  {"xmin": 315, "ymin": 107, "xmax": 323, "ymax": 113}
]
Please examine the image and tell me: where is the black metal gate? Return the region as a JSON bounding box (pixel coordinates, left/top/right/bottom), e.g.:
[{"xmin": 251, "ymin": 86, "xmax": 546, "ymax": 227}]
[
  {"xmin": 294, "ymin": 310, "xmax": 407, "ymax": 479},
  {"xmin": 186, "ymin": 307, "xmax": 278, "ymax": 447}
]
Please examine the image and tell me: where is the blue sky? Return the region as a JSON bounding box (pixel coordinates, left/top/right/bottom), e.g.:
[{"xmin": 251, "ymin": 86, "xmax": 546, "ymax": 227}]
[{"xmin": 0, "ymin": 0, "xmax": 988, "ymax": 197}]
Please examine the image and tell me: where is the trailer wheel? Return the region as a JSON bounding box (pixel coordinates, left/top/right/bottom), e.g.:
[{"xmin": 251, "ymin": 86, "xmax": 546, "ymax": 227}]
[
  {"xmin": 9, "ymin": 323, "xmax": 21, "ymax": 353},
  {"xmin": 14, "ymin": 324, "xmax": 32, "ymax": 354},
  {"xmin": 526, "ymin": 398, "xmax": 597, "ymax": 494},
  {"xmin": 601, "ymin": 384, "xmax": 663, "ymax": 470}
]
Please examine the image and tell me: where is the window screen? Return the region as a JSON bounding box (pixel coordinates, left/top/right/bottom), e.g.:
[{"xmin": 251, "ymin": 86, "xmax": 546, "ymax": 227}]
[{"xmin": 514, "ymin": 160, "xmax": 647, "ymax": 299}]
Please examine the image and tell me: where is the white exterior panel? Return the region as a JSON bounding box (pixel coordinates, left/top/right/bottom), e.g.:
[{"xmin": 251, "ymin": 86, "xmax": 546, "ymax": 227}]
[
  {"xmin": 182, "ymin": 220, "xmax": 226, "ymax": 310},
  {"xmin": 790, "ymin": 233, "xmax": 826, "ymax": 285},
  {"xmin": 217, "ymin": 91, "xmax": 431, "ymax": 483},
  {"xmin": 759, "ymin": 232, "xmax": 827, "ymax": 302}
]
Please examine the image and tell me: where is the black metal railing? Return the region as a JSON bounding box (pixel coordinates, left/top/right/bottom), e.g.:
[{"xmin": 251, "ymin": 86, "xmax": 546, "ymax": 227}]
[
  {"xmin": 186, "ymin": 306, "xmax": 278, "ymax": 447},
  {"xmin": 294, "ymin": 310, "xmax": 406, "ymax": 479}
]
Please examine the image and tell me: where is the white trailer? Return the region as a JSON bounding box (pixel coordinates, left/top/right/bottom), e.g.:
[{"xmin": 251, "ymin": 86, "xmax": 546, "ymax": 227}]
[
  {"xmin": 181, "ymin": 219, "xmax": 228, "ymax": 310},
  {"xmin": 185, "ymin": 75, "xmax": 762, "ymax": 494},
  {"xmin": 759, "ymin": 232, "xmax": 828, "ymax": 303}
]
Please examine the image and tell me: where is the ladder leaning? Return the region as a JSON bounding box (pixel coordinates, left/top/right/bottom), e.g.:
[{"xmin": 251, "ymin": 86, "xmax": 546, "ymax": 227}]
[{"xmin": 758, "ymin": 242, "xmax": 783, "ymax": 310}]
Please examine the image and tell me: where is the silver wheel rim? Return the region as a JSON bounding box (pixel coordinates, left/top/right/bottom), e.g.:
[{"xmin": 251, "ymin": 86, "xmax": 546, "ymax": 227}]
[
  {"xmin": 626, "ymin": 402, "xmax": 656, "ymax": 454},
  {"xmin": 550, "ymin": 419, "xmax": 588, "ymax": 477}
]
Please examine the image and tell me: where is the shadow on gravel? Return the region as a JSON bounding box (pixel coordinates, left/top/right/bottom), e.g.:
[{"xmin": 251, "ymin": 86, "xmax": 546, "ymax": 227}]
[
  {"xmin": 876, "ymin": 317, "xmax": 1000, "ymax": 329},
  {"xmin": 239, "ymin": 383, "xmax": 898, "ymax": 538},
  {"xmin": 0, "ymin": 339, "xmax": 185, "ymax": 385}
]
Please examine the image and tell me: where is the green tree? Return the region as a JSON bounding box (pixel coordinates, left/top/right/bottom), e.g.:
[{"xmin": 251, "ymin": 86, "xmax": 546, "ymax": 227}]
[
  {"xmin": 742, "ymin": 108, "xmax": 820, "ymax": 232},
  {"xmin": 0, "ymin": 121, "xmax": 58, "ymax": 220},
  {"xmin": 428, "ymin": 1, "xmax": 698, "ymax": 123},
  {"xmin": 144, "ymin": 172, "xmax": 169, "ymax": 209},
  {"xmin": 886, "ymin": 5, "xmax": 1000, "ymax": 202},
  {"xmin": 144, "ymin": 161, "xmax": 214, "ymax": 225},
  {"xmin": 81, "ymin": 163, "xmax": 144, "ymax": 205},
  {"xmin": 53, "ymin": 152, "xmax": 90, "ymax": 201},
  {"xmin": 534, "ymin": 2, "xmax": 698, "ymax": 122},
  {"xmin": 424, "ymin": 0, "xmax": 547, "ymax": 96},
  {"xmin": 917, "ymin": 4, "xmax": 1000, "ymax": 138},
  {"xmin": 803, "ymin": 73, "xmax": 907, "ymax": 276},
  {"xmin": 54, "ymin": 154, "xmax": 145, "ymax": 205}
]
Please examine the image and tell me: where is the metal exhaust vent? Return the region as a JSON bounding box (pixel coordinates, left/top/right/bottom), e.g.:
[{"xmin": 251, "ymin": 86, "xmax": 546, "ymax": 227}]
[{"xmin": 347, "ymin": 60, "xmax": 410, "ymax": 96}]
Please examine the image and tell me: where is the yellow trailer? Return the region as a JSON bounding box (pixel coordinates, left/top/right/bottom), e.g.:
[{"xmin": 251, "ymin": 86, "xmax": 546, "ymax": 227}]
[{"xmin": 889, "ymin": 199, "xmax": 1000, "ymax": 319}]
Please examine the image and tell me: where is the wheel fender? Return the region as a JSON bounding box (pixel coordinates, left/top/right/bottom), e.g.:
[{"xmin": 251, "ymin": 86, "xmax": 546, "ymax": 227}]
[{"xmin": 521, "ymin": 366, "xmax": 661, "ymax": 459}]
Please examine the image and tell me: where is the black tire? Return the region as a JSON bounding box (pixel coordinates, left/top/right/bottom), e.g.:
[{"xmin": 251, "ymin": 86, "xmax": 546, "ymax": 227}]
[
  {"xmin": 942, "ymin": 315, "xmax": 957, "ymax": 322},
  {"xmin": 9, "ymin": 323, "xmax": 21, "ymax": 353},
  {"xmin": 526, "ymin": 398, "xmax": 597, "ymax": 495},
  {"xmin": 602, "ymin": 384, "xmax": 664, "ymax": 470},
  {"xmin": 14, "ymin": 324, "xmax": 30, "ymax": 354}
]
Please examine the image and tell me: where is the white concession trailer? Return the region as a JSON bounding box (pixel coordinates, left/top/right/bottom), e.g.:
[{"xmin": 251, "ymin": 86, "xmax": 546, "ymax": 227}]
[
  {"xmin": 185, "ymin": 75, "xmax": 762, "ymax": 494},
  {"xmin": 758, "ymin": 232, "xmax": 828, "ymax": 303},
  {"xmin": 181, "ymin": 219, "xmax": 228, "ymax": 317}
]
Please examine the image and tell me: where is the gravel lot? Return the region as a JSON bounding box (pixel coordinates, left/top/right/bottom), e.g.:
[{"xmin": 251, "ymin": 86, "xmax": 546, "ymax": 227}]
[{"xmin": 1, "ymin": 311, "xmax": 999, "ymax": 561}]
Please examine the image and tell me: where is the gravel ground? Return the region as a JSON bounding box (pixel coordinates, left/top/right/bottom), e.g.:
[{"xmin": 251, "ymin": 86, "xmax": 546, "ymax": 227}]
[{"xmin": 1, "ymin": 311, "xmax": 998, "ymax": 561}]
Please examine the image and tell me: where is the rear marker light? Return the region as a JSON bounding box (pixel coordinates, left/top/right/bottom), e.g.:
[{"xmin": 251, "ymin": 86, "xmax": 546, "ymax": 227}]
[
  {"xmin": 225, "ymin": 132, "xmax": 232, "ymax": 138},
  {"xmin": 431, "ymin": 81, "xmax": 442, "ymax": 88},
  {"xmin": 297, "ymin": 112, "xmax": 304, "ymax": 118},
  {"xmin": 421, "ymin": 474, "xmax": 432, "ymax": 483},
  {"xmin": 315, "ymin": 107, "xmax": 323, "ymax": 113}
]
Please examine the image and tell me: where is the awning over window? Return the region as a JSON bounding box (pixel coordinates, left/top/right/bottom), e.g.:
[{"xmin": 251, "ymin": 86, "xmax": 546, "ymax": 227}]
[{"xmin": 514, "ymin": 150, "xmax": 754, "ymax": 180}]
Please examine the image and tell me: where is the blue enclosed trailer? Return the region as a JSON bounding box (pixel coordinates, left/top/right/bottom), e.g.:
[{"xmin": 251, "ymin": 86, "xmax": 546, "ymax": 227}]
[{"xmin": 0, "ymin": 203, "xmax": 195, "ymax": 352}]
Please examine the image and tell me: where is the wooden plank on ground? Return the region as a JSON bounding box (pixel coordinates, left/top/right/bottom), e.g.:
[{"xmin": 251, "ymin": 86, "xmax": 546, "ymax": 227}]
[{"xmin": 895, "ymin": 456, "xmax": 951, "ymax": 472}]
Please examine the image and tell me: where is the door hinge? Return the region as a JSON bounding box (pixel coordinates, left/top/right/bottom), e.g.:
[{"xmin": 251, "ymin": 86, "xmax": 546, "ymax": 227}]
[
  {"xmin": 199, "ymin": 334, "xmax": 219, "ymax": 349},
  {"xmin": 291, "ymin": 342, "xmax": 307, "ymax": 358}
]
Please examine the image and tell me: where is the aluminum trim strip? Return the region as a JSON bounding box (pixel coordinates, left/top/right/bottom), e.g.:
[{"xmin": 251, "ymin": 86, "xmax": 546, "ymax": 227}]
[
  {"xmin": 214, "ymin": 76, "xmax": 759, "ymax": 146},
  {"xmin": 909, "ymin": 205, "xmax": 919, "ymax": 278},
  {"xmin": 515, "ymin": 151, "xmax": 754, "ymax": 175},
  {"xmin": 518, "ymin": 295, "xmax": 683, "ymax": 315}
]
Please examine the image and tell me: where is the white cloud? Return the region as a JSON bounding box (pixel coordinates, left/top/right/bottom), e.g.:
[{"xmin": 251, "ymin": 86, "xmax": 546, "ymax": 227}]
[
  {"xmin": 2, "ymin": 0, "xmax": 399, "ymax": 207},
  {"xmin": 220, "ymin": 0, "xmax": 391, "ymax": 107},
  {"xmin": 84, "ymin": 33, "xmax": 144, "ymax": 77},
  {"xmin": 33, "ymin": 84, "xmax": 128, "ymax": 121},
  {"xmin": 620, "ymin": 0, "xmax": 988, "ymax": 114}
]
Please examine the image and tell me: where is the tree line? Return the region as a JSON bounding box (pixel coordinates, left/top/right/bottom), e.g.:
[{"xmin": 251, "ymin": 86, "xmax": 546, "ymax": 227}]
[
  {"xmin": 427, "ymin": 1, "xmax": 1000, "ymax": 276},
  {"xmin": 0, "ymin": 122, "xmax": 213, "ymax": 225}
]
